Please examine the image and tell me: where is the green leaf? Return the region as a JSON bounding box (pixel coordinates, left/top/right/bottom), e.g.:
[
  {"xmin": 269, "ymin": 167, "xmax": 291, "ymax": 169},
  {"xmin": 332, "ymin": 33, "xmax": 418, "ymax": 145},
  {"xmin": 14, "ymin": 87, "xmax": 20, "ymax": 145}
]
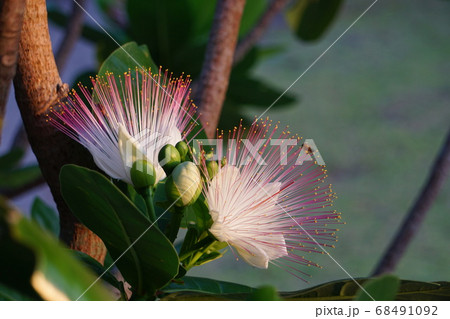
[
  {"xmin": 249, "ymin": 285, "xmax": 282, "ymax": 301},
  {"xmin": 162, "ymin": 276, "xmax": 255, "ymax": 295},
  {"xmin": 0, "ymin": 148, "xmax": 24, "ymax": 171},
  {"xmin": 162, "ymin": 278, "xmax": 450, "ymax": 301},
  {"xmin": 72, "ymin": 251, "xmax": 121, "ymax": 290},
  {"xmin": 282, "ymin": 279, "xmax": 450, "ymax": 301},
  {"xmin": 60, "ymin": 165, "xmax": 179, "ymax": 295},
  {"xmin": 0, "ymin": 165, "xmax": 42, "ymax": 189},
  {"xmin": 0, "ymin": 198, "xmax": 114, "ymax": 301},
  {"xmin": 97, "ymin": 41, "xmax": 157, "ymax": 77},
  {"xmin": 355, "ymin": 274, "xmax": 400, "ymax": 301},
  {"xmin": 286, "ymin": 0, "xmax": 344, "ymax": 42},
  {"xmin": 31, "ymin": 198, "xmax": 59, "ymax": 237},
  {"xmin": 181, "ymin": 196, "xmax": 211, "ymax": 233}
]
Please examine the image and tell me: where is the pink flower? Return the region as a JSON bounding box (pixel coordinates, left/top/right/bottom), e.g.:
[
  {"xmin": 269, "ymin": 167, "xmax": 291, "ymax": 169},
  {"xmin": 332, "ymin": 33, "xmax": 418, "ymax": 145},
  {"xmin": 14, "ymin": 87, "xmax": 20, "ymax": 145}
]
[
  {"xmin": 201, "ymin": 120, "xmax": 341, "ymax": 277},
  {"xmin": 50, "ymin": 69, "xmax": 197, "ymax": 184}
]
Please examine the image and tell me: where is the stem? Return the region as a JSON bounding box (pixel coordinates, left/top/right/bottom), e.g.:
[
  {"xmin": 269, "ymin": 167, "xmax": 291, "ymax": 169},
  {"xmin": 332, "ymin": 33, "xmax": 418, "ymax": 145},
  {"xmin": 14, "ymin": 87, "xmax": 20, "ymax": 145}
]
[
  {"xmin": 194, "ymin": 0, "xmax": 246, "ymax": 138},
  {"xmin": 136, "ymin": 187, "xmax": 157, "ymax": 223},
  {"xmin": 234, "ymin": 0, "xmax": 289, "ymax": 64},
  {"xmin": 0, "ymin": 0, "xmax": 26, "ymax": 143},
  {"xmin": 54, "ymin": 0, "xmax": 86, "ymax": 72},
  {"xmin": 12, "ymin": 0, "xmax": 106, "ymax": 263},
  {"xmin": 179, "ymin": 235, "xmax": 215, "ymax": 262},
  {"xmin": 184, "ymin": 238, "xmax": 218, "ymax": 271},
  {"xmin": 164, "ymin": 206, "xmax": 184, "ymax": 243},
  {"xmin": 372, "ymin": 128, "xmax": 450, "ymax": 275}
]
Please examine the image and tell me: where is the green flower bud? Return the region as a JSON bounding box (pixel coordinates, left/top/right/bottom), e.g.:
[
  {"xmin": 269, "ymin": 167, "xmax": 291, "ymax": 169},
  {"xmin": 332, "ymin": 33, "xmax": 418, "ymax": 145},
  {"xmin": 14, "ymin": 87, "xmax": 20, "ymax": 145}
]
[
  {"xmin": 206, "ymin": 160, "xmax": 219, "ymax": 179},
  {"xmin": 175, "ymin": 141, "xmax": 189, "ymax": 161},
  {"xmin": 130, "ymin": 159, "xmax": 156, "ymax": 188},
  {"xmin": 165, "ymin": 162, "xmax": 202, "ymax": 207},
  {"xmin": 158, "ymin": 144, "xmax": 181, "ymax": 175}
]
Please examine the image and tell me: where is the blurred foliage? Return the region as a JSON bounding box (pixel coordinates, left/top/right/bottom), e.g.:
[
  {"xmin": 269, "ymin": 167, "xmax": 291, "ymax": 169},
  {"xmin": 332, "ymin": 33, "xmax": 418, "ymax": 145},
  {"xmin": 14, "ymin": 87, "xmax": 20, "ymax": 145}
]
[
  {"xmin": 0, "ymin": 148, "xmax": 42, "ymax": 194},
  {"xmin": 0, "ymin": 198, "xmax": 114, "ymax": 301},
  {"xmin": 47, "ymin": 0, "xmax": 344, "ymax": 130},
  {"xmin": 286, "ymin": 0, "xmax": 344, "ymax": 41},
  {"xmin": 30, "ymin": 197, "xmax": 59, "ymax": 237}
]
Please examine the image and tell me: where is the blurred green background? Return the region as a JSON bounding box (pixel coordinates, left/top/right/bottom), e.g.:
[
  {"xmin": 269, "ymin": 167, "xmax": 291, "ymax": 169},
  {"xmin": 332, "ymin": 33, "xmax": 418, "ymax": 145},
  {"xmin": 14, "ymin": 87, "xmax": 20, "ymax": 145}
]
[
  {"xmin": 1, "ymin": 0, "xmax": 449, "ymax": 292},
  {"xmin": 189, "ymin": 0, "xmax": 450, "ymax": 289}
]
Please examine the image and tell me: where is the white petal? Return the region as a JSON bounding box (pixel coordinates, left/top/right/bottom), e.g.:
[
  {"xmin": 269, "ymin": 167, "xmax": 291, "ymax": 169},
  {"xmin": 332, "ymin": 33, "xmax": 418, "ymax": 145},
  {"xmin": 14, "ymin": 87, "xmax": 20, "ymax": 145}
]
[
  {"xmin": 118, "ymin": 125, "xmax": 150, "ymax": 183},
  {"xmin": 87, "ymin": 144, "xmax": 129, "ymax": 182},
  {"xmin": 233, "ymin": 240, "xmax": 269, "ymax": 269},
  {"xmin": 261, "ymin": 233, "xmax": 288, "ymax": 260}
]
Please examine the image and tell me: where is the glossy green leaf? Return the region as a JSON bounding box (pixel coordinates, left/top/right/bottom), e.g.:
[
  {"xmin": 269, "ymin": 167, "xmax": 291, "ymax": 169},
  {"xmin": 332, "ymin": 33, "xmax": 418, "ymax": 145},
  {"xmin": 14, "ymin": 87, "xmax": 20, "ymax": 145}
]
[
  {"xmin": 60, "ymin": 164, "xmax": 179, "ymax": 295},
  {"xmin": 286, "ymin": 0, "xmax": 343, "ymax": 42},
  {"xmin": 355, "ymin": 274, "xmax": 400, "ymax": 301},
  {"xmin": 162, "ymin": 276, "xmax": 255, "ymax": 295},
  {"xmin": 0, "ymin": 198, "xmax": 114, "ymax": 301},
  {"xmin": 31, "ymin": 198, "xmax": 59, "ymax": 237},
  {"xmin": 97, "ymin": 41, "xmax": 157, "ymax": 77},
  {"xmin": 72, "ymin": 251, "xmax": 121, "ymax": 290}
]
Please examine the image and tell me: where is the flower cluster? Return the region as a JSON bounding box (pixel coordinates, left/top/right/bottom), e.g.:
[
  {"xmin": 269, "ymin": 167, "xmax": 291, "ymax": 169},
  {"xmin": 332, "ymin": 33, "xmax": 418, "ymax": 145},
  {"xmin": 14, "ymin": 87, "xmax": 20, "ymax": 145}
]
[{"xmin": 51, "ymin": 70, "xmax": 341, "ymax": 279}]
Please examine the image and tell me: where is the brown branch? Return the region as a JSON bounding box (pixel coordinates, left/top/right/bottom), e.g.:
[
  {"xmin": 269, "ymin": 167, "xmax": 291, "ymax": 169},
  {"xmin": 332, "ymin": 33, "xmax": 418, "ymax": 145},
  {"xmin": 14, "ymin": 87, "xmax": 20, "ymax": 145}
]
[
  {"xmin": 12, "ymin": 0, "xmax": 106, "ymax": 263},
  {"xmin": 372, "ymin": 128, "xmax": 450, "ymax": 276},
  {"xmin": 54, "ymin": 0, "xmax": 86, "ymax": 72},
  {"xmin": 0, "ymin": 0, "xmax": 26, "ymax": 144},
  {"xmin": 195, "ymin": 0, "xmax": 246, "ymax": 138},
  {"xmin": 234, "ymin": 0, "xmax": 289, "ymax": 64}
]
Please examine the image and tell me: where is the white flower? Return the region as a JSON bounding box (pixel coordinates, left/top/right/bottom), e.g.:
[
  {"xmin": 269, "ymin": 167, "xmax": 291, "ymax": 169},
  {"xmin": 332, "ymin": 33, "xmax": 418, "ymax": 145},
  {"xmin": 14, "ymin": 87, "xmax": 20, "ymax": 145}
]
[
  {"xmin": 51, "ymin": 70, "xmax": 196, "ymax": 184},
  {"xmin": 202, "ymin": 120, "xmax": 341, "ymax": 276}
]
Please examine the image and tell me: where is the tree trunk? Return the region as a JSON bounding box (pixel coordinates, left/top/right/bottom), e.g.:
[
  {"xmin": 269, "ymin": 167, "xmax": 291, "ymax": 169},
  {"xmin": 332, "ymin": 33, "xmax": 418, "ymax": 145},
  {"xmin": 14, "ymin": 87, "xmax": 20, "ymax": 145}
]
[{"xmin": 13, "ymin": 0, "xmax": 106, "ymax": 263}]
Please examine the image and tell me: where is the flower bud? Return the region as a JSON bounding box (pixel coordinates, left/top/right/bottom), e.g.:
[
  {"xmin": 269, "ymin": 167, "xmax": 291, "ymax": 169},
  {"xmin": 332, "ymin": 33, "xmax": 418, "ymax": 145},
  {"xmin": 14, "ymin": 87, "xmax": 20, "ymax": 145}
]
[
  {"xmin": 130, "ymin": 159, "xmax": 156, "ymax": 188},
  {"xmin": 165, "ymin": 161, "xmax": 202, "ymax": 207},
  {"xmin": 205, "ymin": 160, "xmax": 219, "ymax": 179},
  {"xmin": 220, "ymin": 157, "xmax": 227, "ymax": 167},
  {"xmin": 158, "ymin": 144, "xmax": 181, "ymax": 175},
  {"xmin": 175, "ymin": 141, "xmax": 189, "ymax": 161}
]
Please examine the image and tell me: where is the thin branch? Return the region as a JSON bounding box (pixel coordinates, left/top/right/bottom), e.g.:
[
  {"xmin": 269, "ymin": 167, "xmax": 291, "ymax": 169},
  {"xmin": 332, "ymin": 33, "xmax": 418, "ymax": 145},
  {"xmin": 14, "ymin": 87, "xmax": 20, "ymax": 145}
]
[
  {"xmin": 0, "ymin": 0, "xmax": 26, "ymax": 144},
  {"xmin": 195, "ymin": 0, "xmax": 246, "ymax": 138},
  {"xmin": 54, "ymin": 0, "xmax": 86, "ymax": 72},
  {"xmin": 13, "ymin": 0, "xmax": 106, "ymax": 263},
  {"xmin": 372, "ymin": 128, "xmax": 450, "ymax": 275},
  {"xmin": 234, "ymin": 0, "xmax": 289, "ymax": 64}
]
